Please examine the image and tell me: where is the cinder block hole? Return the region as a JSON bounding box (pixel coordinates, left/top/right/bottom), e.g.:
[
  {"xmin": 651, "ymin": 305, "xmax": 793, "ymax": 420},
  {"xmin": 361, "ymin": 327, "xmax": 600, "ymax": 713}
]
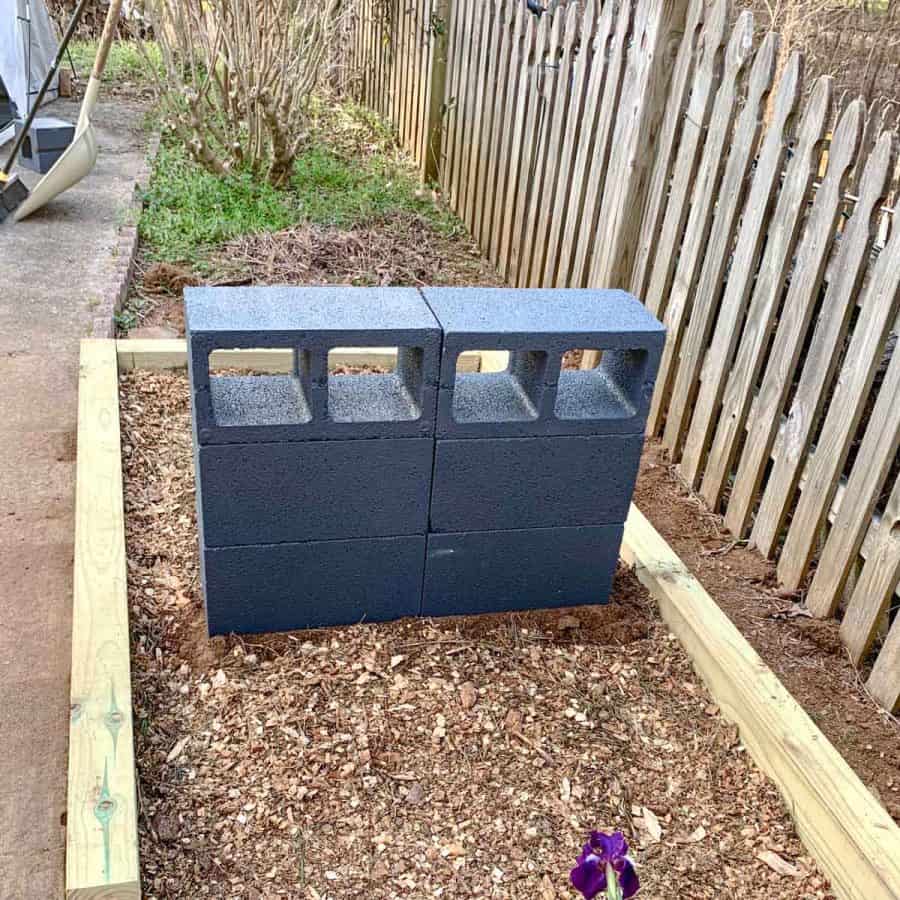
[
  {"xmin": 327, "ymin": 347, "xmax": 423, "ymax": 422},
  {"xmin": 452, "ymin": 349, "xmax": 547, "ymax": 423},
  {"xmin": 207, "ymin": 348, "xmax": 313, "ymax": 426},
  {"xmin": 555, "ymin": 348, "xmax": 648, "ymax": 421}
]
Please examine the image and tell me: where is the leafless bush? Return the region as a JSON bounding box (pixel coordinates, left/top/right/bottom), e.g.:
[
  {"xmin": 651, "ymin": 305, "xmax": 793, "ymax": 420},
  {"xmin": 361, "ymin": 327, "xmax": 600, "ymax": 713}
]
[{"xmin": 139, "ymin": 0, "xmax": 348, "ymax": 186}]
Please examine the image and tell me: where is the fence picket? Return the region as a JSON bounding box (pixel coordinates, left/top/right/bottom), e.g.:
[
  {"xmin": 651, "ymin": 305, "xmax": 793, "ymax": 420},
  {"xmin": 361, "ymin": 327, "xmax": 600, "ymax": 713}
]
[
  {"xmin": 443, "ymin": 0, "xmax": 465, "ymax": 202},
  {"xmin": 551, "ymin": 0, "xmax": 619, "ymax": 286},
  {"xmin": 506, "ymin": 11, "xmax": 551, "ymax": 281},
  {"xmin": 540, "ymin": 0, "xmax": 600, "ymax": 287},
  {"xmin": 566, "ymin": 0, "xmax": 633, "ymax": 287},
  {"xmin": 723, "ymin": 99, "xmax": 864, "ymax": 537},
  {"xmin": 659, "ymin": 35, "xmax": 780, "ymax": 456},
  {"xmin": 471, "ymin": 0, "xmax": 507, "ymax": 247},
  {"xmin": 525, "ymin": 5, "xmax": 581, "ymax": 287},
  {"xmin": 849, "ymin": 96, "xmax": 884, "ymax": 194},
  {"xmin": 698, "ymin": 76, "xmax": 833, "ymax": 511},
  {"xmin": 629, "ymin": 0, "xmax": 706, "ymax": 301},
  {"xmin": 497, "ymin": 7, "xmax": 538, "ymax": 273},
  {"xmin": 487, "ymin": 2, "xmax": 528, "ymax": 265},
  {"xmin": 389, "ymin": 0, "xmax": 402, "ymax": 133},
  {"xmin": 406, "ymin": 1, "xmax": 420, "ymax": 151},
  {"xmin": 421, "ymin": 2, "xmax": 435, "ymax": 166},
  {"xmin": 461, "ymin": 0, "xmax": 495, "ymax": 231},
  {"xmin": 804, "ymin": 344, "xmax": 900, "ymax": 617},
  {"xmin": 642, "ymin": 0, "xmax": 731, "ymax": 320},
  {"xmin": 841, "ymin": 475, "xmax": 900, "ymax": 667},
  {"xmin": 751, "ymin": 130, "xmax": 897, "ymax": 557},
  {"xmin": 396, "ymin": 1, "xmax": 410, "ymax": 146},
  {"xmin": 448, "ymin": 0, "xmax": 476, "ymax": 210},
  {"xmin": 409, "ymin": 2, "xmax": 429, "ymax": 164},
  {"xmin": 519, "ymin": 8, "xmax": 571, "ymax": 287},
  {"xmin": 777, "ymin": 208, "xmax": 900, "ymax": 591},
  {"xmin": 645, "ymin": 11, "xmax": 756, "ymax": 435},
  {"xmin": 409, "ymin": 0, "xmax": 423, "ymax": 161},
  {"xmin": 678, "ymin": 53, "xmax": 804, "ymax": 488},
  {"xmin": 365, "ymin": 0, "xmax": 376, "ymax": 106},
  {"xmin": 588, "ymin": 0, "xmax": 691, "ymax": 292},
  {"xmin": 867, "ymin": 584, "xmax": 900, "ymax": 712},
  {"xmin": 375, "ymin": 0, "xmax": 387, "ymax": 119}
]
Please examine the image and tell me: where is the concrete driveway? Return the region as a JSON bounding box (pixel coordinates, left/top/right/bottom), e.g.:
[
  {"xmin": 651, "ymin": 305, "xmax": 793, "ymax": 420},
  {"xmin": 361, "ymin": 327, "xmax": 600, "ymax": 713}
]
[{"xmin": 0, "ymin": 96, "xmax": 149, "ymax": 899}]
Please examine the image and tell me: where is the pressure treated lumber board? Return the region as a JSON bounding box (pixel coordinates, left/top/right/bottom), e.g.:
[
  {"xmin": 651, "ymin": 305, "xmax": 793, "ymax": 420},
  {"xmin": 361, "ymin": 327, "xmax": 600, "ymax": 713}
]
[
  {"xmin": 116, "ymin": 341, "xmax": 482, "ymax": 373},
  {"xmin": 620, "ymin": 503, "xmax": 900, "ymax": 900},
  {"xmin": 68, "ymin": 339, "xmax": 140, "ymax": 899}
]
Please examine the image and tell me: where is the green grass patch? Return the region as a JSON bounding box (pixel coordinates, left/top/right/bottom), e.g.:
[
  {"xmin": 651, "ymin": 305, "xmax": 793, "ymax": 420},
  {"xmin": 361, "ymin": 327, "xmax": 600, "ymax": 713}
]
[
  {"xmin": 139, "ymin": 143, "xmax": 299, "ymax": 262},
  {"xmin": 68, "ymin": 39, "xmax": 161, "ymax": 84},
  {"xmin": 140, "ymin": 104, "xmax": 463, "ymax": 263}
]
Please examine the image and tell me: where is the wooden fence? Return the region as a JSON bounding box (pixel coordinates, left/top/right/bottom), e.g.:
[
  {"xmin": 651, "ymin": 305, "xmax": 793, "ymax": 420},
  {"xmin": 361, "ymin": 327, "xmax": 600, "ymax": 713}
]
[{"xmin": 345, "ymin": 0, "xmax": 900, "ymax": 713}]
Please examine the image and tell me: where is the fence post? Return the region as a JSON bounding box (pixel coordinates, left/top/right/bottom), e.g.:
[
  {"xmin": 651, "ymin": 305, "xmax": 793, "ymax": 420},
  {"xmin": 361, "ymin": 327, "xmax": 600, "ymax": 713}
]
[
  {"xmin": 587, "ymin": 0, "xmax": 690, "ymax": 281},
  {"xmin": 422, "ymin": 0, "xmax": 452, "ymax": 184}
]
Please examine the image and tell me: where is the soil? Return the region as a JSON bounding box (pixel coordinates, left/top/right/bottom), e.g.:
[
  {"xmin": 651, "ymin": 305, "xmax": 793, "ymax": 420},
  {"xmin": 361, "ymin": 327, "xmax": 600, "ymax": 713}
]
[
  {"xmin": 125, "ymin": 211, "xmax": 504, "ymax": 338},
  {"xmin": 635, "ymin": 440, "xmax": 900, "ymax": 824},
  {"xmin": 121, "ymin": 371, "xmax": 832, "ymax": 899}
]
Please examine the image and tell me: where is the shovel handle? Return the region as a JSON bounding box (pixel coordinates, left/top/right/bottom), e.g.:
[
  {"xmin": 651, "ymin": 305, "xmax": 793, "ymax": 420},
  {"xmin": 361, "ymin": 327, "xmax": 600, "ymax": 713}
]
[{"xmin": 92, "ymin": 0, "xmax": 127, "ymax": 81}]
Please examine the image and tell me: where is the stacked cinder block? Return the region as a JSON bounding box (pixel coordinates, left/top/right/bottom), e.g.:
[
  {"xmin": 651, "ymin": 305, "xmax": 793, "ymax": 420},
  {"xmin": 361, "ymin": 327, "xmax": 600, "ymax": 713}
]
[
  {"xmin": 187, "ymin": 285, "xmax": 664, "ymax": 635},
  {"xmin": 186, "ymin": 286, "xmax": 442, "ymax": 635},
  {"xmin": 14, "ymin": 116, "xmax": 75, "ymax": 173},
  {"xmin": 420, "ymin": 288, "xmax": 665, "ymax": 616}
]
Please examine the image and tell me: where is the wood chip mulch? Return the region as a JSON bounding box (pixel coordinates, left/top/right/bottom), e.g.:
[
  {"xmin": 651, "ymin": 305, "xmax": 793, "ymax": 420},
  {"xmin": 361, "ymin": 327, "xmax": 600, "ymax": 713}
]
[{"xmin": 121, "ymin": 371, "xmax": 832, "ymax": 899}]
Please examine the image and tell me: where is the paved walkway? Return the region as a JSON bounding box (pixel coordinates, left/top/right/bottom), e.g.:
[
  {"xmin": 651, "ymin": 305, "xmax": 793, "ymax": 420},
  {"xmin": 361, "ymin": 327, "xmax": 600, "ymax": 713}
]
[{"xmin": 0, "ymin": 98, "xmax": 148, "ymax": 899}]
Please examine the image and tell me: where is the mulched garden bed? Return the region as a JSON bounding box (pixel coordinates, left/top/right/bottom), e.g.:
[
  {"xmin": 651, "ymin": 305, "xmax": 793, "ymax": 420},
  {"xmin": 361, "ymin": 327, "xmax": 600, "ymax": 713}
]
[
  {"xmin": 121, "ymin": 370, "xmax": 832, "ymax": 899},
  {"xmin": 635, "ymin": 441, "xmax": 900, "ymax": 826}
]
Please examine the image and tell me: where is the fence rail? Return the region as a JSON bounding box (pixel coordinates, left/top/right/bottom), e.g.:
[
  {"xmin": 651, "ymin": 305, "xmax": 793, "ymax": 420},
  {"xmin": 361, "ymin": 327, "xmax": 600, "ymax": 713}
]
[{"xmin": 345, "ymin": 0, "xmax": 900, "ymax": 713}]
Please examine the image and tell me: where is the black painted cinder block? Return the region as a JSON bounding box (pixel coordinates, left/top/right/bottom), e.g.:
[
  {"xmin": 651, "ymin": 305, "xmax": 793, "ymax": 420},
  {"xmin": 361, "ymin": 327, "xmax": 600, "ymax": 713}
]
[
  {"xmin": 198, "ymin": 438, "xmax": 434, "ymax": 546},
  {"xmin": 15, "ymin": 117, "xmax": 75, "ymax": 174},
  {"xmin": 420, "ymin": 287, "xmax": 664, "ymax": 437},
  {"xmin": 202, "ymin": 536, "xmax": 426, "ymax": 635},
  {"xmin": 422, "ymin": 525, "xmax": 624, "ymax": 618},
  {"xmin": 429, "ymin": 434, "xmax": 642, "ymax": 533},
  {"xmin": 186, "ymin": 286, "xmax": 442, "ymax": 444}
]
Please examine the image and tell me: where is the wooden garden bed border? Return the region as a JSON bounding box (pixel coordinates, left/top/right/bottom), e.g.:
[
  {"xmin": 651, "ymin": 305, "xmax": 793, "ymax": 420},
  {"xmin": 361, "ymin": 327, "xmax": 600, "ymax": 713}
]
[{"xmin": 70, "ymin": 338, "xmax": 900, "ymax": 900}]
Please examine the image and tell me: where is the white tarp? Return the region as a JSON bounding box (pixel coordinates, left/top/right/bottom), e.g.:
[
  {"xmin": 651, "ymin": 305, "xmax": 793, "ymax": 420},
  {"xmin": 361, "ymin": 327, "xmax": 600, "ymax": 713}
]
[{"xmin": 1, "ymin": 0, "xmax": 60, "ymax": 133}]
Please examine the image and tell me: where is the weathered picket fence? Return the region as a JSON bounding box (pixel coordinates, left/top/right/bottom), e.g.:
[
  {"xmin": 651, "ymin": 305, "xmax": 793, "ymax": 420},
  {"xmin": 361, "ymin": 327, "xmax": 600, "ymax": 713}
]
[{"xmin": 344, "ymin": 0, "xmax": 900, "ymax": 712}]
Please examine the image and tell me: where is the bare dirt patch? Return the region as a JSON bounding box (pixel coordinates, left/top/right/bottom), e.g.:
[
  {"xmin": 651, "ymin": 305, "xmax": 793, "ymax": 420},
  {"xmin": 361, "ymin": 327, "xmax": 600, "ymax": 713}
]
[
  {"xmin": 121, "ymin": 371, "xmax": 832, "ymax": 899},
  {"xmin": 635, "ymin": 440, "xmax": 900, "ymax": 825}
]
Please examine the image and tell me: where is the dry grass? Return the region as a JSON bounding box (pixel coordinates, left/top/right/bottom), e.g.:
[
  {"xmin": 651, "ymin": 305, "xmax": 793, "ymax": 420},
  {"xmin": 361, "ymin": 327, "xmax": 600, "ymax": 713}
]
[{"xmin": 120, "ymin": 371, "xmax": 832, "ymax": 899}]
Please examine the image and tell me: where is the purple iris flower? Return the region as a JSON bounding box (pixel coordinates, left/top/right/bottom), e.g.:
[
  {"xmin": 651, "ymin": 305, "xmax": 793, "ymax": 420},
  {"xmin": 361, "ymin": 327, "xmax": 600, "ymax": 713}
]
[{"xmin": 570, "ymin": 831, "xmax": 639, "ymax": 899}]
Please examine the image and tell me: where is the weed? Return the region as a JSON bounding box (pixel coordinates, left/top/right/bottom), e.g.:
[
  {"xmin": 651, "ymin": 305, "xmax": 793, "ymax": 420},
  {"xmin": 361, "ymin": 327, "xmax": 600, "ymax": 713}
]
[{"xmin": 114, "ymin": 308, "xmax": 139, "ymax": 331}]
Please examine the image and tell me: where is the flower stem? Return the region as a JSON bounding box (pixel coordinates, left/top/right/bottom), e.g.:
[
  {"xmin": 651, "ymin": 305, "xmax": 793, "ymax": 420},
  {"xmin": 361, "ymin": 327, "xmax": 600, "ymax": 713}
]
[{"xmin": 606, "ymin": 862, "xmax": 623, "ymax": 900}]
